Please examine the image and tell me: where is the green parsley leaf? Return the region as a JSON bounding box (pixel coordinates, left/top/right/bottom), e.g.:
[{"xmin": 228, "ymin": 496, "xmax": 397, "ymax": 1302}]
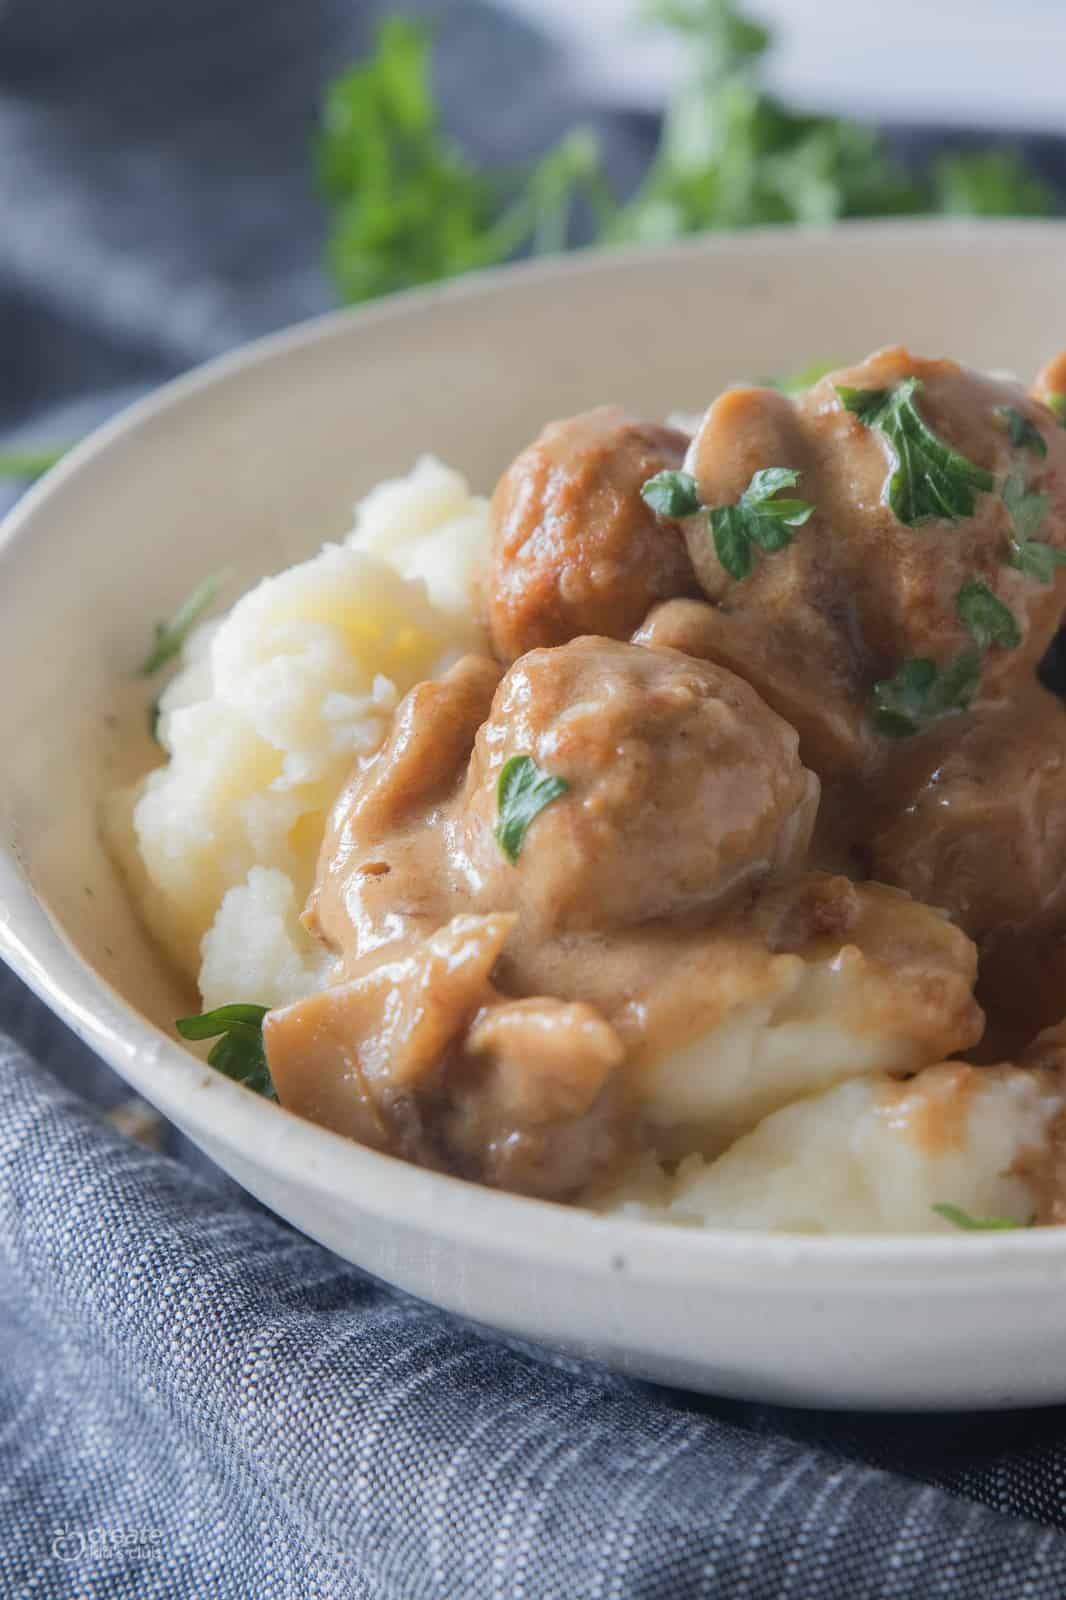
[
  {"xmin": 997, "ymin": 405, "xmax": 1048, "ymax": 459},
  {"xmin": 318, "ymin": 19, "xmax": 610, "ymax": 305},
  {"xmin": 0, "ymin": 444, "xmax": 71, "ymax": 481},
  {"xmin": 1049, "ymin": 394, "xmax": 1066, "ymax": 427},
  {"xmin": 176, "ymin": 1003, "xmax": 275, "ymax": 1098},
  {"xmin": 872, "ymin": 658, "xmax": 937, "ymax": 738},
  {"xmin": 873, "ymin": 576, "xmax": 1020, "ymax": 738},
  {"xmin": 1009, "ymin": 540, "xmax": 1066, "ymax": 584},
  {"xmin": 837, "ymin": 377, "xmax": 995, "ymax": 525},
  {"xmin": 1002, "ymin": 469, "xmax": 1065, "ymax": 582},
  {"xmin": 871, "ymin": 651, "xmax": 982, "ymax": 738},
  {"xmin": 956, "ymin": 577, "xmax": 1021, "ymax": 651},
  {"xmin": 707, "ymin": 466, "xmax": 814, "ymax": 580},
  {"xmin": 711, "ymin": 506, "xmax": 754, "ymax": 580},
  {"xmin": 932, "ymin": 1202, "xmax": 1027, "ymax": 1231},
  {"xmin": 141, "ymin": 571, "xmax": 228, "ymax": 677},
  {"xmin": 1012, "ymin": 542, "xmax": 1066, "ymax": 585},
  {"xmin": 318, "ymin": 19, "xmax": 495, "ymax": 302},
  {"xmin": 641, "ymin": 469, "xmax": 702, "ymax": 518},
  {"xmin": 495, "ymin": 755, "xmax": 570, "ymax": 865},
  {"xmin": 1002, "ymin": 469, "xmax": 1050, "ymax": 543}
]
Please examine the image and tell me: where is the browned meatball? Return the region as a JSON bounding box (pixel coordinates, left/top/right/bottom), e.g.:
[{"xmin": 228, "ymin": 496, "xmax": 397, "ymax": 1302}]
[
  {"xmin": 488, "ymin": 406, "xmax": 698, "ymax": 662},
  {"xmin": 459, "ymin": 635, "xmax": 819, "ymax": 932},
  {"xmin": 672, "ymin": 348, "xmax": 1066, "ymax": 778},
  {"xmin": 866, "ymin": 686, "xmax": 1066, "ymax": 940}
]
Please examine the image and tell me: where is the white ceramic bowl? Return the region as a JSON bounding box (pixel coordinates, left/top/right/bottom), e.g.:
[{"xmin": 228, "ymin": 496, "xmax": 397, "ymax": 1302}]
[{"xmin": 4, "ymin": 220, "xmax": 1066, "ymax": 1411}]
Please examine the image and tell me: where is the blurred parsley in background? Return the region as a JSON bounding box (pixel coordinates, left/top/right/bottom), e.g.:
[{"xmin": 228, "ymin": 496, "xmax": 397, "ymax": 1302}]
[
  {"xmin": 1, "ymin": 0, "xmax": 1058, "ymax": 485},
  {"xmin": 318, "ymin": 0, "xmax": 1057, "ymax": 305}
]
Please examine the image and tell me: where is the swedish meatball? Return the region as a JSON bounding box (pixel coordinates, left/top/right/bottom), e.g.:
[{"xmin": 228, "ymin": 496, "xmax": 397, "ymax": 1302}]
[
  {"xmin": 459, "ymin": 635, "xmax": 819, "ymax": 931},
  {"xmin": 674, "ymin": 348, "xmax": 1066, "ymax": 777},
  {"xmin": 867, "ymin": 686, "xmax": 1066, "ymax": 940},
  {"xmin": 488, "ymin": 406, "xmax": 697, "ymax": 661}
]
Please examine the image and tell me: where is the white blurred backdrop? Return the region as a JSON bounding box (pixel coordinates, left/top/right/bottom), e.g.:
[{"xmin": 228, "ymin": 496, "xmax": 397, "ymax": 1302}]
[{"xmin": 497, "ymin": 0, "xmax": 1066, "ymax": 132}]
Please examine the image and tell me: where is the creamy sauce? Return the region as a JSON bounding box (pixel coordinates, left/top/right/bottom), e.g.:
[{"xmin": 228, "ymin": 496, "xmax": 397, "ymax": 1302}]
[{"xmin": 877, "ymin": 1063, "xmax": 979, "ymax": 1155}]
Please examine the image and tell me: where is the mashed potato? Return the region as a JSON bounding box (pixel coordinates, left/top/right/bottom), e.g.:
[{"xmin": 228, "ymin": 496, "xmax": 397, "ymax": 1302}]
[
  {"xmin": 602, "ymin": 1064, "xmax": 1061, "ymax": 1233},
  {"xmin": 108, "ymin": 459, "xmax": 489, "ymax": 1005},
  {"xmin": 637, "ymin": 878, "xmax": 981, "ymax": 1159}
]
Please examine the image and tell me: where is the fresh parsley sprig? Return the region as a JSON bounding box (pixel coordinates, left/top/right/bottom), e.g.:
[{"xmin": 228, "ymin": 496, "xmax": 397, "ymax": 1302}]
[
  {"xmin": 997, "ymin": 405, "xmax": 1047, "ymax": 459},
  {"xmin": 1001, "ymin": 470, "xmax": 1065, "ymax": 583},
  {"xmin": 317, "ymin": 18, "xmax": 610, "ymax": 303},
  {"xmin": 495, "ymin": 755, "xmax": 570, "ymax": 865},
  {"xmin": 710, "ymin": 467, "xmax": 815, "ymax": 579},
  {"xmin": 641, "ymin": 469, "xmax": 701, "ymax": 519},
  {"xmin": 871, "ymin": 653, "xmax": 982, "ymax": 739},
  {"xmin": 932, "ymin": 1202, "xmax": 1029, "ymax": 1231},
  {"xmin": 872, "ymin": 578, "xmax": 1020, "ymax": 737},
  {"xmin": 176, "ymin": 1003, "xmax": 275, "ymax": 1098},
  {"xmin": 837, "ymin": 378, "xmax": 995, "ymax": 525},
  {"xmin": 141, "ymin": 571, "xmax": 228, "ymax": 677},
  {"xmin": 955, "ymin": 577, "xmax": 1021, "ymax": 651},
  {"xmin": 642, "ymin": 466, "xmax": 814, "ymax": 581}
]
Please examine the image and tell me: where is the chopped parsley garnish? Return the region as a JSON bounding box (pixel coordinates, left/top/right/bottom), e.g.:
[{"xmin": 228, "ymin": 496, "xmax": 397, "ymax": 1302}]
[
  {"xmin": 1002, "ymin": 469, "xmax": 1050, "ymax": 543},
  {"xmin": 0, "ymin": 444, "xmax": 70, "ymax": 481},
  {"xmin": 1008, "ymin": 539, "xmax": 1066, "ymax": 585},
  {"xmin": 1049, "ymin": 394, "xmax": 1066, "ymax": 427},
  {"xmin": 955, "ymin": 577, "xmax": 1021, "ymax": 652},
  {"xmin": 642, "ymin": 464, "xmax": 814, "ymax": 580},
  {"xmin": 1001, "ymin": 470, "xmax": 1065, "ymax": 583},
  {"xmin": 997, "ymin": 405, "xmax": 1047, "ymax": 459},
  {"xmin": 495, "ymin": 755, "xmax": 570, "ymax": 865},
  {"xmin": 176, "ymin": 1003, "xmax": 275, "ymax": 1098},
  {"xmin": 141, "ymin": 571, "xmax": 228, "ymax": 677},
  {"xmin": 641, "ymin": 469, "xmax": 701, "ymax": 519},
  {"xmin": 872, "ymin": 579, "xmax": 1019, "ymax": 737},
  {"xmin": 708, "ymin": 467, "xmax": 814, "ymax": 581},
  {"xmin": 932, "ymin": 1202, "xmax": 1028, "ymax": 1231},
  {"xmin": 1010, "ymin": 542, "xmax": 1066, "ymax": 585},
  {"xmin": 837, "ymin": 377, "xmax": 995, "ymax": 525},
  {"xmin": 871, "ymin": 653, "xmax": 982, "ymax": 739}
]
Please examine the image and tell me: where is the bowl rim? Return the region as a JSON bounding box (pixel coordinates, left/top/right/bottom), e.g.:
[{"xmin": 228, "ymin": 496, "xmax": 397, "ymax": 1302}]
[{"xmin": 5, "ymin": 214, "xmax": 1066, "ymax": 1288}]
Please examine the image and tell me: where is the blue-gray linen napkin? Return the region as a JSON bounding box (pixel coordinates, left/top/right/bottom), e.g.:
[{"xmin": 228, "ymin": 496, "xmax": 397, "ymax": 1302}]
[{"xmin": 4, "ymin": 2, "xmax": 1066, "ymax": 1595}]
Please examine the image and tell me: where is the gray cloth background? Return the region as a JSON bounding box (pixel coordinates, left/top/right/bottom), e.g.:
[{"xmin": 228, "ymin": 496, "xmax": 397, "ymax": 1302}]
[{"xmin": 4, "ymin": 3, "xmax": 1066, "ymax": 1595}]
